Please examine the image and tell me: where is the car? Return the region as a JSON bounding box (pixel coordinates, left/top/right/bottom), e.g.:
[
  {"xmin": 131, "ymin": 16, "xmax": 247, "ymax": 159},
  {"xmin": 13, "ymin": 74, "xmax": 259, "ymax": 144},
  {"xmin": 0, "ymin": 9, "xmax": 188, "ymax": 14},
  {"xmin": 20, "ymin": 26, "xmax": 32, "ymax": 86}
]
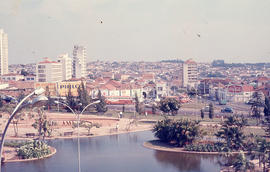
[{"xmin": 221, "ymin": 107, "xmax": 233, "ymax": 113}]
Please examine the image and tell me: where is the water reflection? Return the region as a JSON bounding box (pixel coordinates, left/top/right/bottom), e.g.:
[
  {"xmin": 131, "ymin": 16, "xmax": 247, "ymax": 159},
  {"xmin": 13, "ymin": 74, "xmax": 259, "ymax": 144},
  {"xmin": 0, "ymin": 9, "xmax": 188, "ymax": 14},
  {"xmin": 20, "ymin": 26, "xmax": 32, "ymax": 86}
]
[{"xmin": 154, "ymin": 151, "xmax": 218, "ymax": 172}]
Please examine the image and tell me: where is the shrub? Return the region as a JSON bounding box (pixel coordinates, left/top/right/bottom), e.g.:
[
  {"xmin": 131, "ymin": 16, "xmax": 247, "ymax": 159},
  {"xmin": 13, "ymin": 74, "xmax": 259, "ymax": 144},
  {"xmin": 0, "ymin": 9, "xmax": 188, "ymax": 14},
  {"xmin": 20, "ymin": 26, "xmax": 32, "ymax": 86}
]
[
  {"xmin": 17, "ymin": 140, "xmax": 51, "ymax": 159},
  {"xmin": 153, "ymin": 117, "xmax": 200, "ymax": 147},
  {"xmin": 184, "ymin": 142, "xmax": 227, "ymax": 152}
]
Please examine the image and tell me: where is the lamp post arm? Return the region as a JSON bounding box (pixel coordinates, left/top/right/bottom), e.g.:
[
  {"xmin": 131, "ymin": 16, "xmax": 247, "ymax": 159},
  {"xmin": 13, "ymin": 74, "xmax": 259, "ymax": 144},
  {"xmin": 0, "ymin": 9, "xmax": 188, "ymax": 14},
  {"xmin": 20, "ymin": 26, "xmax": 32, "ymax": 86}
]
[
  {"xmin": 80, "ymin": 101, "xmax": 99, "ymax": 115},
  {"xmin": 55, "ymin": 102, "xmax": 77, "ymax": 116},
  {"xmin": 0, "ymin": 91, "xmax": 35, "ymax": 169}
]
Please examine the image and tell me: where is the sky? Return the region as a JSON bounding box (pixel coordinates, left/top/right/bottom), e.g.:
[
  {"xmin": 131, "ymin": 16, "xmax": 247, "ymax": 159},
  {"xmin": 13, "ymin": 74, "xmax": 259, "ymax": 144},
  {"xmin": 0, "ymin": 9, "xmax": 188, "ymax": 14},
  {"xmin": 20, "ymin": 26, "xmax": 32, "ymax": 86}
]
[{"xmin": 1, "ymin": 0, "xmax": 270, "ymax": 64}]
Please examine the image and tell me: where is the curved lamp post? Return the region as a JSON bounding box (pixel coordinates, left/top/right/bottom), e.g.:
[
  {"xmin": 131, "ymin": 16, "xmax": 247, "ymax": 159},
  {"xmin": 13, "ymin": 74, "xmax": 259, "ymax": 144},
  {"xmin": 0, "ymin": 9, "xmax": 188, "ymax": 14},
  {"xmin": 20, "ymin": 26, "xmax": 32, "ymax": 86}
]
[
  {"xmin": 54, "ymin": 100, "xmax": 100, "ymax": 172},
  {"xmin": 0, "ymin": 88, "xmax": 46, "ymax": 171}
]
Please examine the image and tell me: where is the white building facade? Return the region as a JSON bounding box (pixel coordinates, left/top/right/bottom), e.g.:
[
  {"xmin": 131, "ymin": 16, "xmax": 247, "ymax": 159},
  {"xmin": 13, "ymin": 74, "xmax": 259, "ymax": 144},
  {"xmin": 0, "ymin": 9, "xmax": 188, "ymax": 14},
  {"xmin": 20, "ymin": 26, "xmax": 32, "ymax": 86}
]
[
  {"xmin": 182, "ymin": 59, "xmax": 198, "ymax": 88},
  {"xmin": 36, "ymin": 58, "xmax": 62, "ymax": 82},
  {"xmin": 0, "ymin": 29, "xmax": 8, "ymax": 75},
  {"xmin": 73, "ymin": 45, "xmax": 86, "ymax": 79},
  {"xmin": 57, "ymin": 53, "xmax": 72, "ymax": 80}
]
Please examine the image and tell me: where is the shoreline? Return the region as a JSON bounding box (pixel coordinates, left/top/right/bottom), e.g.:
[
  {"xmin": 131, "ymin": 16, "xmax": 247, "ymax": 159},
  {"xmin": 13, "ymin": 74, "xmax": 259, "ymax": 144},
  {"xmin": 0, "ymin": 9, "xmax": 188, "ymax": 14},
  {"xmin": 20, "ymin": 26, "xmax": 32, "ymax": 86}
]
[
  {"xmin": 3, "ymin": 146, "xmax": 57, "ymax": 163},
  {"xmin": 4, "ymin": 125, "xmax": 153, "ymax": 141},
  {"xmin": 2, "ymin": 126, "xmax": 152, "ymax": 163},
  {"xmin": 144, "ymin": 140, "xmax": 247, "ymax": 155}
]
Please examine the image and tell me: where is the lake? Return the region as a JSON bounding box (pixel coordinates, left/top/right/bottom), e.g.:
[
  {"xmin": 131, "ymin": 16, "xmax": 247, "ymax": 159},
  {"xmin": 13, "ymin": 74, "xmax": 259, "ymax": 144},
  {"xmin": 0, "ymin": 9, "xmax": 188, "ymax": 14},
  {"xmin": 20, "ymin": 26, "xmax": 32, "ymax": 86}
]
[{"xmin": 2, "ymin": 131, "xmax": 220, "ymax": 172}]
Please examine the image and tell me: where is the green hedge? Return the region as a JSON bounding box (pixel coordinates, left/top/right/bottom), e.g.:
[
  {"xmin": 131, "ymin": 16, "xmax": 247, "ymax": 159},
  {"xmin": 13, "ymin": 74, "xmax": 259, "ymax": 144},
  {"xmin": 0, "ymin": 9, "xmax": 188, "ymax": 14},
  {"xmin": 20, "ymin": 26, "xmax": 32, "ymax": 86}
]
[{"xmin": 184, "ymin": 142, "xmax": 230, "ymax": 152}]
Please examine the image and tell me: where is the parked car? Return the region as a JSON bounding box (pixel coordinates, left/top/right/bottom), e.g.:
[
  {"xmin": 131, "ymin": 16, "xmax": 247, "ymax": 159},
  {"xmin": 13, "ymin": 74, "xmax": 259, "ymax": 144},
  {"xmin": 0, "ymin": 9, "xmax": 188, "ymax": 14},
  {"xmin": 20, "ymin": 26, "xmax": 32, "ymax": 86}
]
[{"xmin": 221, "ymin": 107, "xmax": 233, "ymax": 113}]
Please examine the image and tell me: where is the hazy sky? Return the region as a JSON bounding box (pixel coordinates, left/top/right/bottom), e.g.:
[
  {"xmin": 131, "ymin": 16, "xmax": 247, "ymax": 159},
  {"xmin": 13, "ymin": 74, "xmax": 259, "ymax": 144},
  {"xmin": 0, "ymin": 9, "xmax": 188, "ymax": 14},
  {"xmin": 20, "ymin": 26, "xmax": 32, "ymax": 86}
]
[{"xmin": 1, "ymin": 0, "xmax": 270, "ymax": 64}]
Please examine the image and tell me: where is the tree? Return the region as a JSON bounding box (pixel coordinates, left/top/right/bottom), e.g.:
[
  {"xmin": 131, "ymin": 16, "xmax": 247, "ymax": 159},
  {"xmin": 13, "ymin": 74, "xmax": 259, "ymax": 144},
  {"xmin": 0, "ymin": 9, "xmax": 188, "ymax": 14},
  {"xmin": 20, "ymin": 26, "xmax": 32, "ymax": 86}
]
[
  {"xmin": 264, "ymin": 96, "xmax": 270, "ymax": 117},
  {"xmin": 263, "ymin": 97, "xmax": 270, "ymax": 137},
  {"xmin": 45, "ymin": 86, "xmax": 53, "ymax": 111},
  {"xmin": 66, "ymin": 85, "xmax": 77, "ymax": 111},
  {"xmin": 77, "ymin": 81, "xmax": 90, "ymax": 111},
  {"xmin": 187, "ymin": 87, "xmax": 197, "ymax": 97},
  {"xmin": 152, "ymin": 104, "xmax": 156, "ymax": 115},
  {"xmin": 95, "ymin": 90, "xmax": 107, "ymax": 113},
  {"xmin": 20, "ymin": 69, "xmax": 29, "ymax": 76},
  {"xmin": 159, "ymin": 98, "xmax": 181, "ymax": 115},
  {"xmin": 251, "ymin": 91, "xmax": 264, "ymax": 124},
  {"xmin": 200, "ymin": 109, "xmax": 204, "ymax": 119},
  {"xmin": 122, "ymin": 105, "xmax": 125, "ymax": 113},
  {"xmin": 216, "ymin": 115, "xmax": 247, "ymax": 151},
  {"xmin": 74, "ymin": 121, "xmax": 101, "ymax": 135},
  {"xmin": 253, "ymin": 137, "xmax": 270, "ymax": 172},
  {"xmin": 153, "ymin": 117, "xmax": 200, "ymax": 147},
  {"xmin": 209, "ymin": 103, "xmax": 214, "ymax": 119},
  {"xmin": 135, "ymin": 92, "xmax": 140, "ymax": 113},
  {"xmin": 232, "ymin": 152, "xmax": 254, "ymax": 172},
  {"xmin": 32, "ymin": 108, "xmax": 52, "ymax": 140}
]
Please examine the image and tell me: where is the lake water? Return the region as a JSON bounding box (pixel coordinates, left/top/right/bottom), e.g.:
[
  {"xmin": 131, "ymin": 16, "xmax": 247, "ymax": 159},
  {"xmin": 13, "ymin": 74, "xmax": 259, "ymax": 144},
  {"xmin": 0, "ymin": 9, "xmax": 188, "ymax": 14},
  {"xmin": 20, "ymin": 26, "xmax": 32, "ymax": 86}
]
[{"xmin": 2, "ymin": 131, "xmax": 220, "ymax": 172}]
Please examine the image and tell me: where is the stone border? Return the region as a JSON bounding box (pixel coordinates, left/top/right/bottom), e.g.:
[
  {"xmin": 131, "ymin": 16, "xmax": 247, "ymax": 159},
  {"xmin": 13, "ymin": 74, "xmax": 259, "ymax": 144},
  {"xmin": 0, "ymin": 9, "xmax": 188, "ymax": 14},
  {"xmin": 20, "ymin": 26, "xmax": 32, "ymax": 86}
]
[
  {"xmin": 143, "ymin": 140, "xmax": 246, "ymax": 155},
  {"xmin": 3, "ymin": 146, "xmax": 57, "ymax": 163}
]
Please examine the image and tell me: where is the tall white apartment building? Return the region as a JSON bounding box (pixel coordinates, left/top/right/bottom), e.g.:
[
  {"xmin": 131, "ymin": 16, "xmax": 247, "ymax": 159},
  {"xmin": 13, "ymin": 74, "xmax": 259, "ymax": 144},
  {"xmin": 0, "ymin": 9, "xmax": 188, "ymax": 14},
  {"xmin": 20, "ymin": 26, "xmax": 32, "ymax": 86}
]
[
  {"xmin": 182, "ymin": 59, "xmax": 198, "ymax": 88},
  {"xmin": 72, "ymin": 45, "xmax": 86, "ymax": 78},
  {"xmin": 57, "ymin": 53, "xmax": 72, "ymax": 81},
  {"xmin": 0, "ymin": 29, "xmax": 8, "ymax": 75},
  {"xmin": 36, "ymin": 58, "xmax": 62, "ymax": 82}
]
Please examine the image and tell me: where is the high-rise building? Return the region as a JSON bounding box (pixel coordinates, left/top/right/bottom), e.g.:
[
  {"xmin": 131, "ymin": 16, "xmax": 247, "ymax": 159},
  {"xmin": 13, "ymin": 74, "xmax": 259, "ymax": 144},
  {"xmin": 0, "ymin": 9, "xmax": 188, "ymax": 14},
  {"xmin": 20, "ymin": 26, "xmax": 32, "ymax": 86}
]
[
  {"xmin": 72, "ymin": 45, "xmax": 86, "ymax": 79},
  {"xmin": 0, "ymin": 29, "xmax": 8, "ymax": 75},
  {"xmin": 182, "ymin": 59, "xmax": 198, "ymax": 88},
  {"xmin": 36, "ymin": 58, "xmax": 62, "ymax": 82},
  {"xmin": 57, "ymin": 53, "xmax": 72, "ymax": 81}
]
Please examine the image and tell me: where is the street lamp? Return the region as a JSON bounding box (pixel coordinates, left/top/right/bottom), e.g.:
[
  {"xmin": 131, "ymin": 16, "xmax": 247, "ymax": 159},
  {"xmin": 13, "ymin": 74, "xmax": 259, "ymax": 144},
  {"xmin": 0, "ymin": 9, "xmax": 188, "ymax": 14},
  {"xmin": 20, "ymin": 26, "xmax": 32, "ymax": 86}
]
[
  {"xmin": 54, "ymin": 100, "xmax": 100, "ymax": 172},
  {"xmin": 0, "ymin": 88, "xmax": 46, "ymax": 171}
]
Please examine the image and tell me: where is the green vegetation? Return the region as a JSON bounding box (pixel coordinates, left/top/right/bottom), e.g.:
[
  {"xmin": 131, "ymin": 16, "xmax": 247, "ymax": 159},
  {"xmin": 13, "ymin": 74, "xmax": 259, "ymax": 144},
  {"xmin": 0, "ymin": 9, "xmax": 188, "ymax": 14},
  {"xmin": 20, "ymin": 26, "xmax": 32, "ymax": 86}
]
[
  {"xmin": 200, "ymin": 109, "xmax": 204, "ymax": 119},
  {"xmin": 95, "ymin": 90, "xmax": 108, "ymax": 113},
  {"xmin": 32, "ymin": 108, "xmax": 53, "ymax": 140},
  {"xmin": 215, "ymin": 115, "xmax": 247, "ymax": 151},
  {"xmin": 77, "ymin": 81, "xmax": 91, "ymax": 111},
  {"xmin": 66, "ymin": 85, "xmax": 77, "ymax": 111},
  {"xmin": 72, "ymin": 121, "xmax": 101, "ymax": 135},
  {"xmin": 153, "ymin": 117, "xmax": 200, "ymax": 147},
  {"xmin": 251, "ymin": 91, "xmax": 264, "ymax": 124},
  {"xmin": 184, "ymin": 142, "xmax": 226, "ymax": 152},
  {"xmin": 159, "ymin": 98, "xmax": 180, "ymax": 115},
  {"xmin": 17, "ymin": 140, "xmax": 51, "ymax": 159},
  {"xmin": 208, "ymin": 103, "xmax": 214, "ymax": 119}
]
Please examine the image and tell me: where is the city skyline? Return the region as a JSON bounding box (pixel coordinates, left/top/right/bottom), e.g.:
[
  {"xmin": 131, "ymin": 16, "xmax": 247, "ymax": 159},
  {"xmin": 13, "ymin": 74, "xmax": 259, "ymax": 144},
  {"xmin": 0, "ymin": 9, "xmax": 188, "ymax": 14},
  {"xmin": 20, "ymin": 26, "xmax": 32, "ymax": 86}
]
[{"xmin": 1, "ymin": 0, "xmax": 270, "ymax": 64}]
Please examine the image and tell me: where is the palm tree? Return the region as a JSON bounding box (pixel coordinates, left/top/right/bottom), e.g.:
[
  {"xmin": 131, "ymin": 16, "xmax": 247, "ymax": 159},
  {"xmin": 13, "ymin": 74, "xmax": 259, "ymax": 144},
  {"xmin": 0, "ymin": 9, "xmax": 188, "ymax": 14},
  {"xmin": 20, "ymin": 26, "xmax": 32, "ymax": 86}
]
[
  {"xmin": 232, "ymin": 152, "xmax": 254, "ymax": 172},
  {"xmin": 216, "ymin": 115, "xmax": 247, "ymax": 150}
]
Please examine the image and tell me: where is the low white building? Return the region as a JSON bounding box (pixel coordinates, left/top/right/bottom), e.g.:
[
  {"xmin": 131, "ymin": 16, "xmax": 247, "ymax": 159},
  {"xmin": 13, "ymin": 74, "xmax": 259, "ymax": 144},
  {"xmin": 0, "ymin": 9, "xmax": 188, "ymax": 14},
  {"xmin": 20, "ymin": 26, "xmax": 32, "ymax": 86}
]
[
  {"xmin": 217, "ymin": 84, "xmax": 254, "ymax": 103},
  {"xmin": 0, "ymin": 73, "xmax": 24, "ymax": 81}
]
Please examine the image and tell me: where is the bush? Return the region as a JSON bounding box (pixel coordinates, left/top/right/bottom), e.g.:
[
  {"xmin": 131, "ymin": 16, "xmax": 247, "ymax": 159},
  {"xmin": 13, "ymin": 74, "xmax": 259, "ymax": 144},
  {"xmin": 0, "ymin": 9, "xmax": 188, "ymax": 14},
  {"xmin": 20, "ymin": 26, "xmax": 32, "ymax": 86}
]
[
  {"xmin": 17, "ymin": 140, "xmax": 51, "ymax": 159},
  {"xmin": 184, "ymin": 142, "xmax": 227, "ymax": 152},
  {"xmin": 153, "ymin": 117, "xmax": 200, "ymax": 147}
]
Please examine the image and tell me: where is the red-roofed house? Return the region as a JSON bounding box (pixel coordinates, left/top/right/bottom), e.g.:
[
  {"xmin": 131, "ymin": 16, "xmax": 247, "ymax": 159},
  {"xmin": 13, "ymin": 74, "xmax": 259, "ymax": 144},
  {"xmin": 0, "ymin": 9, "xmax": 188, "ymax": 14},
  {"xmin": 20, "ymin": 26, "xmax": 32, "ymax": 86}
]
[{"xmin": 218, "ymin": 84, "xmax": 255, "ymax": 102}]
